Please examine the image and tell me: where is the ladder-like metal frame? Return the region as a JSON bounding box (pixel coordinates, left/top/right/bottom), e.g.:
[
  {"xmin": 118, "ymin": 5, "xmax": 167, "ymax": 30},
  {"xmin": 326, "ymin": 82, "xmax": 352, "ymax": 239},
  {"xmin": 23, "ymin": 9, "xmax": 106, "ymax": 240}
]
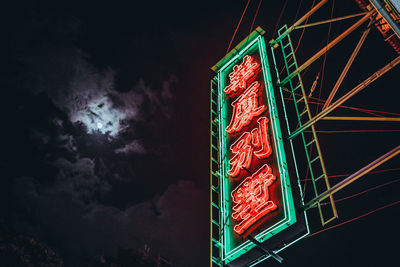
[
  {"xmin": 210, "ymin": 77, "xmax": 223, "ymax": 267},
  {"xmin": 271, "ymin": 25, "xmax": 338, "ymax": 226},
  {"xmin": 210, "ymin": 1, "xmax": 400, "ymax": 264},
  {"xmin": 268, "ymin": 0, "xmax": 400, "ymax": 223}
]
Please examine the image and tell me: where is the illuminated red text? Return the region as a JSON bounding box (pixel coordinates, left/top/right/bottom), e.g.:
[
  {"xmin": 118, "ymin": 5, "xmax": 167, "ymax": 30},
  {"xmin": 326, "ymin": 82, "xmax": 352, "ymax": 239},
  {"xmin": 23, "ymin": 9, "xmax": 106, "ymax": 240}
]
[
  {"xmin": 226, "ymin": 82, "xmax": 266, "ymax": 134},
  {"xmin": 224, "ymin": 55, "xmax": 279, "ymax": 235},
  {"xmin": 231, "ymin": 164, "xmax": 277, "ymax": 234},
  {"xmin": 229, "ymin": 117, "xmax": 272, "ymax": 177},
  {"xmin": 224, "ymin": 55, "xmax": 260, "ymax": 97}
]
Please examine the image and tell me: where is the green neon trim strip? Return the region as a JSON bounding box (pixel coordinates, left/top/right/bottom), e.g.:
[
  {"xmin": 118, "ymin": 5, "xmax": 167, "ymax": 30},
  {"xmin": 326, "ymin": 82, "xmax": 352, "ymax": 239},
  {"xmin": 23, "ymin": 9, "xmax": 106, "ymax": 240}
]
[
  {"xmin": 222, "ymin": 36, "xmax": 294, "ymax": 263},
  {"xmin": 245, "ymin": 26, "xmax": 315, "ymax": 267},
  {"xmin": 215, "ymin": 29, "xmax": 299, "ymax": 264},
  {"xmin": 212, "ymin": 27, "xmax": 266, "ymax": 72}
]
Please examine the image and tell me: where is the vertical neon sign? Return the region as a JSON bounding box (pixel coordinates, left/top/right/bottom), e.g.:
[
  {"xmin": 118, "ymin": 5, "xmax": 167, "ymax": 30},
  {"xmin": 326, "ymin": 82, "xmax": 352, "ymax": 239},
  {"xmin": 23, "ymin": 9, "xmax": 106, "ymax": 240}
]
[{"xmin": 214, "ymin": 30, "xmax": 297, "ymax": 264}]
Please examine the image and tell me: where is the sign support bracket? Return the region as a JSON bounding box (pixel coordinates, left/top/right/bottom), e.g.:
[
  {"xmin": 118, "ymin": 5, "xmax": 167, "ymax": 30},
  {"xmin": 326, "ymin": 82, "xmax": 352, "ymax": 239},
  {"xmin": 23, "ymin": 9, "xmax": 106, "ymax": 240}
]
[
  {"xmin": 248, "ymin": 236, "xmax": 283, "ymax": 264},
  {"xmin": 272, "ymin": 24, "xmax": 338, "ymax": 225}
]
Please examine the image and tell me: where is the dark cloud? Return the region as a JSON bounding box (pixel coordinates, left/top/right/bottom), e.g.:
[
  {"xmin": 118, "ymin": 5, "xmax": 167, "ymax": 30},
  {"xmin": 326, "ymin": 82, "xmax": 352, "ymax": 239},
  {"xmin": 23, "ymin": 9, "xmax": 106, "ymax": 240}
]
[
  {"xmin": 1, "ymin": 4, "xmax": 206, "ymax": 266},
  {"xmin": 10, "ymin": 174, "xmax": 208, "ymax": 266},
  {"xmin": 114, "ymin": 140, "xmax": 147, "ymax": 154},
  {"xmin": 30, "ymin": 51, "xmax": 177, "ymax": 138},
  {"xmin": 52, "ymin": 156, "xmax": 110, "ymax": 202}
]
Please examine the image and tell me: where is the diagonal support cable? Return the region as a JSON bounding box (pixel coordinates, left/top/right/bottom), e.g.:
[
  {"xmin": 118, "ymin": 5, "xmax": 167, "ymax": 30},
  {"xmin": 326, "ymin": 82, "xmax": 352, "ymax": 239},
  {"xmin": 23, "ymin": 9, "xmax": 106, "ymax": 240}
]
[
  {"xmin": 293, "ymin": 12, "xmax": 369, "ymax": 30},
  {"xmin": 270, "ymin": 0, "xmax": 328, "ymax": 46},
  {"xmin": 322, "ymin": 116, "xmax": 400, "ymax": 122},
  {"xmin": 323, "ymin": 20, "xmax": 373, "ymax": 110},
  {"xmin": 279, "ymin": 10, "xmax": 375, "ymax": 87},
  {"xmin": 288, "ymin": 55, "xmax": 400, "ymax": 140},
  {"xmin": 303, "ymin": 145, "xmax": 400, "ymax": 210}
]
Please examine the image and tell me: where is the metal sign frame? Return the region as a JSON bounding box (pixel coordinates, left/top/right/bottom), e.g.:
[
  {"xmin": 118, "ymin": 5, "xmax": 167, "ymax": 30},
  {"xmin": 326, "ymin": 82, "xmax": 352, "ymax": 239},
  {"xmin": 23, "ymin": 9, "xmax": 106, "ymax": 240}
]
[{"xmin": 210, "ymin": 27, "xmax": 309, "ymax": 266}]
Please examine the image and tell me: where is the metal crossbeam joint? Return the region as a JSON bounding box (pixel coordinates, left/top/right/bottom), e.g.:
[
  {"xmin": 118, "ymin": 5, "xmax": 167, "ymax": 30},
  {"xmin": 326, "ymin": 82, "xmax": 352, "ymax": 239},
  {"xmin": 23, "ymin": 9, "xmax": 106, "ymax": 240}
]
[{"xmin": 248, "ymin": 236, "xmax": 283, "ymax": 264}]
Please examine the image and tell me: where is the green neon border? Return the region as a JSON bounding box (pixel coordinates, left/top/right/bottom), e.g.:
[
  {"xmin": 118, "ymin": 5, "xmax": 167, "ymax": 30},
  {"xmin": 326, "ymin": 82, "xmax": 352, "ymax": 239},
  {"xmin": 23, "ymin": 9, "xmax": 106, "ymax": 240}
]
[
  {"xmin": 216, "ymin": 34, "xmax": 297, "ymax": 264},
  {"xmin": 244, "ymin": 30, "xmax": 314, "ymax": 267}
]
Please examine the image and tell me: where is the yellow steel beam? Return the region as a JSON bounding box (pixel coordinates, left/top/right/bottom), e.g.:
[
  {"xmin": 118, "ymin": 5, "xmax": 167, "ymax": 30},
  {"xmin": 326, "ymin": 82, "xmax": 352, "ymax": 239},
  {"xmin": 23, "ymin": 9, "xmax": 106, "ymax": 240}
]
[
  {"xmin": 280, "ymin": 10, "xmax": 375, "ymax": 86},
  {"xmin": 288, "ymin": 55, "xmax": 400, "ymax": 140},
  {"xmin": 323, "ymin": 116, "xmax": 400, "ymax": 122},
  {"xmin": 270, "ymin": 0, "xmax": 328, "ymax": 46},
  {"xmin": 323, "ymin": 20, "xmax": 373, "ymax": 110},
  {"xmin": 294, "ymin": 12, "xmax": 369, "ymax": 30},
  {"xmin": 304, "ymin": 145, "xmax": 400, "ymax": 210}
]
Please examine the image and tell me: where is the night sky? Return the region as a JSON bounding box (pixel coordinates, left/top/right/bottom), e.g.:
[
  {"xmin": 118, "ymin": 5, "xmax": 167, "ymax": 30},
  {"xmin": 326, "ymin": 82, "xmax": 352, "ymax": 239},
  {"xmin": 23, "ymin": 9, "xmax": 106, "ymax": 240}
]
[{"xmin": 1, "ymin": 0, "xmax": 399, "ymax": 266}]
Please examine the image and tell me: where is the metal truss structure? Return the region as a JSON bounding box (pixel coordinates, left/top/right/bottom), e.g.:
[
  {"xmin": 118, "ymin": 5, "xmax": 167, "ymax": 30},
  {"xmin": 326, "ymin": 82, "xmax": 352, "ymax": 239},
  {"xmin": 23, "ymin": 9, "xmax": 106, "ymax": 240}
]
[
  {"xmin": 270, "ymin": 0, "xmax": 400, "ymax": 223},
  {"xmin": 210, "ymin": 0, "xmax": 400, "ymax": 265}
]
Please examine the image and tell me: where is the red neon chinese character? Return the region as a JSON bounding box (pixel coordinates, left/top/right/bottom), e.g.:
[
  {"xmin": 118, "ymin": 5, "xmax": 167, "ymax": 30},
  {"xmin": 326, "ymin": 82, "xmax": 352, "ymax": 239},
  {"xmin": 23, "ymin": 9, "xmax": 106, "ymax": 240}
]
[
  {"xmin": 224, "ymin": 55, "xmax": 260, "ymax": 97},
  {"xmin": 229, "ymin": 131, "xmax": 253, "ymax": 177},
  {"xmin": 251, "ymin": 117, "xmax": 272, "ymax": 159},
  {"xmin": 231, "ymin": 164, "xmax": 278, "ymax": 234},
  {"xmin": 226, "ymin": 82, "xmax": 266, "ymax": 134},
  {"xmin": 229, "ymin": 117, "xmax": 272, "ymax": 177}
]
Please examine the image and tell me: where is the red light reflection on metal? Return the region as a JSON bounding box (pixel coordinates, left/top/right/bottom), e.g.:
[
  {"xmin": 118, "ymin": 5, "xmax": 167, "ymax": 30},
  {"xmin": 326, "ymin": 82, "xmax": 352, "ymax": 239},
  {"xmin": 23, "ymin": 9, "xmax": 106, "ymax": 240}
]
[
  {"xmin": 229, "ymin": 117, "xmax": 272, "ymax": 177},
  {"xmin": 224, "ymin": 55, "xmax": 260, "ymax": 97},
  {"xmin": 226, "ymin": 82, "xmax": 266, "ymax": 134},
  {"xmin": 231, "ymin": 164, "xmax": 278, "ymax": 234}
]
